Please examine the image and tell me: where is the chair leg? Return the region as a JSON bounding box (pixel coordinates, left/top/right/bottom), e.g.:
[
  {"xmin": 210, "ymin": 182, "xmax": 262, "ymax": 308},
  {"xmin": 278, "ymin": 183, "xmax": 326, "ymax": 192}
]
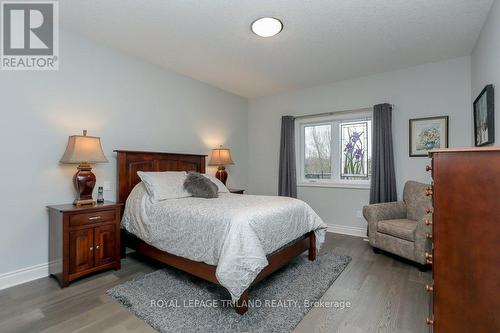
[{"xmin": 371, "ymin": 245, "xmax": 430, "ymax": 271}]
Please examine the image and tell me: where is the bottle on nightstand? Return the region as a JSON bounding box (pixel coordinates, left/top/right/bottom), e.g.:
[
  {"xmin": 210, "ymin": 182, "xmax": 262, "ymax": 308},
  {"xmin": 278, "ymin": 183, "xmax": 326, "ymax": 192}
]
[{"xmin": 97, "ymin": 187, "xmax": 104, "ymax": 203}]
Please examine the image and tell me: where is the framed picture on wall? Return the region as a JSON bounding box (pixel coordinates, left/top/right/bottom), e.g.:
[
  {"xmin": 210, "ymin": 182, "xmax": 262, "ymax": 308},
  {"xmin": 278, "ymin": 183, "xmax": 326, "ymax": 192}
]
[
  {"xmin": 409, "ymin": 116, "xmax": 449, "ymax": 157},
  {"xmin": 473, "ymin": 84, "xmax": 495, "ymax": 146}
]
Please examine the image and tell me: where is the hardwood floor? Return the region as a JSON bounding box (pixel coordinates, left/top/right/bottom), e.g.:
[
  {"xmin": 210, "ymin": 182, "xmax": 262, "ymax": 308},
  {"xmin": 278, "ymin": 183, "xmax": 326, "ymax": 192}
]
[
  {"xmin": 0, "ymin": 233, "xmax": 431, "ymax": 333},
  {"xmin": 294, "ymin": 233, "xmax": 431, "ymax": 333}
]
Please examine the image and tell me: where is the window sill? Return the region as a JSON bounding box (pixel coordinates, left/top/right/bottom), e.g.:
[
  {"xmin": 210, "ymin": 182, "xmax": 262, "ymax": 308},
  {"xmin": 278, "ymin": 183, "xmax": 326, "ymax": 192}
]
[{"xmin": 297, "ymin": 182, "xmax": 371, "ymax": 190}]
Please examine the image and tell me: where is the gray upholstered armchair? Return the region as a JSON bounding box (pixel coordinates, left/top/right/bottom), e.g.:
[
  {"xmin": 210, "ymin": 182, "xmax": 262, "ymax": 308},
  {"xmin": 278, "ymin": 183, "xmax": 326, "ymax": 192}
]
[{"xmin": 363, "ymin": 181, "xmax": 432, "ymax": 269}]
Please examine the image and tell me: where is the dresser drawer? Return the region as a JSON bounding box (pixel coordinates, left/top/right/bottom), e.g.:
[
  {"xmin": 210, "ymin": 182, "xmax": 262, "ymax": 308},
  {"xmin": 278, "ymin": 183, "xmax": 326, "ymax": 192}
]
[{"xmin": 69, "ymin": 210, "xmax": 116, "ymax": 227}]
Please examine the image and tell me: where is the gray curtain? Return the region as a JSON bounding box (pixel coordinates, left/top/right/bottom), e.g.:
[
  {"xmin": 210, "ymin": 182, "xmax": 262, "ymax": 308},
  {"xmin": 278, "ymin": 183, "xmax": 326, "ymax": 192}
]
[
  {"xmin": 370, "ymin": 103, "xmax": 397, "ymax": 204},
  {"xmin": 278, "ymin": 116, "xmax": 297, "ymax": 198}
]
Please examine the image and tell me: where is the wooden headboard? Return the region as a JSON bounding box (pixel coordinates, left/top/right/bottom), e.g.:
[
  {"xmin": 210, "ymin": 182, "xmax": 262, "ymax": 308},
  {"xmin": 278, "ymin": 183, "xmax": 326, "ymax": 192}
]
[{"xmin": 115, "ymin": 150, "xmax": 206, "ymax": 205}]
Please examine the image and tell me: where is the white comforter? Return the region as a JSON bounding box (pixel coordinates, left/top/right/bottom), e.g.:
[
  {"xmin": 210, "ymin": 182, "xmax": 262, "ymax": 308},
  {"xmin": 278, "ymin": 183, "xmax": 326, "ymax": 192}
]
[{"xmin": 122, "ymin": 183, "xmax": 327, "ymax": 301}]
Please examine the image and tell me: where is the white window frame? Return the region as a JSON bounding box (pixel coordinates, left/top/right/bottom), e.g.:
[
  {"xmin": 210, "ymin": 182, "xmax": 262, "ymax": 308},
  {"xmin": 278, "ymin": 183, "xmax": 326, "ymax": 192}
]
[{"xmin": 295, "ymin": 109, "xmax": 373, "ymax": 190}]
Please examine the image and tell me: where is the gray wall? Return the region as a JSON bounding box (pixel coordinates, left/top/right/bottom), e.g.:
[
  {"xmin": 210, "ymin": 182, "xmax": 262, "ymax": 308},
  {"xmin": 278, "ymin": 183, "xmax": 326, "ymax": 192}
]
[
  {"xmin": 472, "ymin": 0, "xmax": 500, "ymax": 138},
  {"xmin": 0, "ymin": 30, "xmax": 248, "ymax": 275},
  {"xmin": 248, "ymin": 57, "xmax": 472, "ymax": 231}
]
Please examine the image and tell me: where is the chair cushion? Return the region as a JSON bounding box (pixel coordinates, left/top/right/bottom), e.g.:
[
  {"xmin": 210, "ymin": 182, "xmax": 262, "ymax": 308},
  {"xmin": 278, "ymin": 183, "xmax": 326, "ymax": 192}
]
[{"xmin": 377, "ymin": 219, "xmax": 417, "ymax": 242}]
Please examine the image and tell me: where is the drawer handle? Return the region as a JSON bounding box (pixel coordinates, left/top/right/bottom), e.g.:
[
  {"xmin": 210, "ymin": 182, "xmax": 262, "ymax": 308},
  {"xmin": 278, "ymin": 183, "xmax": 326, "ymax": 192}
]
[
  {"xmin": 90, "ymin": 247, "xmax": 94, "ymax": 251},
  {"xmin": 425, "ymin": 284, "xmax": 434, "ymax": 292},
  {"xmin": 96, "ymin": 245, "xmax": 100, "ymax": 250},
  {"xmin": 425, "ymin": 187, "xmax": 433, "ymax": 196},
  {"xmin": 88, "ymin": 216, "xmax": 101, "ymax": 221},
  {"xmin": 426, "ymin": 233, "xmax": 433, "ymax": 240},
  {"xmin": 425, "ymin": 252, "xmax": 433, "ymax": 265},
  {"xmin": 426, "ymin": 165, "xmax": 432, "ymax": 172},
  {"xmin": 426, "ymin": 318, "xmax": 434, "ymax": 325},
  {"xmin": 425, "ymin": 219, "xmax": 433, "ymax": 226},
  {"xmin": 426, "ymin": 207, "xmax": 433, "ymax": 214}
]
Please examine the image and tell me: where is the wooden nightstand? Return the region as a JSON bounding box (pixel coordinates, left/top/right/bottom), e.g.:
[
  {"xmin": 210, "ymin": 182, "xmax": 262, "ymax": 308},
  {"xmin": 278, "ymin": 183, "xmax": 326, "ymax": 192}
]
[
  {"xmin": 229, "ymin": 188, "xmax": 245, "ymax": 194},
  {"xmin": 47, "ymin": 201, "xmax": 122, "ymax": 287}
]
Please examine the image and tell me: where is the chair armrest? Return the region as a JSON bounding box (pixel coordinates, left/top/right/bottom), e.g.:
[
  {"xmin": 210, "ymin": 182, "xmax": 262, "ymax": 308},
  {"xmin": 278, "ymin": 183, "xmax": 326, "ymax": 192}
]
[{"xmin": 362, "ymin": 201, "xmax": 407, "ymax": 223}]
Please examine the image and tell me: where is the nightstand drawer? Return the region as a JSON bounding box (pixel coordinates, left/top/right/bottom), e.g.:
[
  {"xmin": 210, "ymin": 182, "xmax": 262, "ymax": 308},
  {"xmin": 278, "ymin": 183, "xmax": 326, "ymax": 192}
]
[{"xmin": 70, "ymin": 210, "xmax": 115, "ymax": 226}]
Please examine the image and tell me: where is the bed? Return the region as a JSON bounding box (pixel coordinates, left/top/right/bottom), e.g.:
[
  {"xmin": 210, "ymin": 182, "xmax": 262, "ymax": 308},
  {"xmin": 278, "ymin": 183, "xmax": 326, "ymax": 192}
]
[{"xmin": 115, "ymin": 150, "xmax": 326, "ymax": 314}]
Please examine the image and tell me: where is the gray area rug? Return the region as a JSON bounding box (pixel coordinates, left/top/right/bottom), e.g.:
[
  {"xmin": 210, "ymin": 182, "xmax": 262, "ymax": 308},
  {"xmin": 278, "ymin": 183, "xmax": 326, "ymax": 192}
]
[{"xmin": 107, "ymin": 251, "xmax": 351, "ymax": 333}]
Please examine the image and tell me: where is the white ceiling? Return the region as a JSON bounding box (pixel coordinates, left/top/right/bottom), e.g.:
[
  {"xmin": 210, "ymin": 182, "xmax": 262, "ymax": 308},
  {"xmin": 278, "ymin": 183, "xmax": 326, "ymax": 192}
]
[{"xmin": 60, "ymin": 0, "xmax": 494, "ymax": 98}]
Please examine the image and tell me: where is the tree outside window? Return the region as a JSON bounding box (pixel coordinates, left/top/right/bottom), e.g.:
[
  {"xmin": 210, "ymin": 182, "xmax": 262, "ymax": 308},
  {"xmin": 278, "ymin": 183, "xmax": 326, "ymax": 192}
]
[{"xmin": 304, "ymin": 124, "xmax": 332, "ymax": 179}]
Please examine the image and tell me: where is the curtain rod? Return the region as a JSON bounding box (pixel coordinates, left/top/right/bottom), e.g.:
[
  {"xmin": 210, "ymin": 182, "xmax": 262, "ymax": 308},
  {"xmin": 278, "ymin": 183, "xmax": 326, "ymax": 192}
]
[{"xmin": 293, "ymin": 104, "xmax": 395, "ymax": 120}]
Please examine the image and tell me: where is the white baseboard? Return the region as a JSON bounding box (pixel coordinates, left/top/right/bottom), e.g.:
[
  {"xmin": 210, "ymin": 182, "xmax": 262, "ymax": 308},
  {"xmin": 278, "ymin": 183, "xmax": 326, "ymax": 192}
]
[
  {"xmin": 0, "ymin": 263, "xmax": 49, "ymax": 291},
  {"xmin": 0, "ymin": 225, "xmax": 365, "ymax": 290},
  {"xmin": 327, "ymin": 224, "xmax": 367, "ymax": 238}
]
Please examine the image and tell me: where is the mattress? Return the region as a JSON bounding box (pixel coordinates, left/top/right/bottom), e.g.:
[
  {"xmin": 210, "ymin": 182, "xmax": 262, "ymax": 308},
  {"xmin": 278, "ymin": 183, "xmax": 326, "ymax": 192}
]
[{"xmin": 121, "ymin": 183, "xmax": 327, "ymax": 301}]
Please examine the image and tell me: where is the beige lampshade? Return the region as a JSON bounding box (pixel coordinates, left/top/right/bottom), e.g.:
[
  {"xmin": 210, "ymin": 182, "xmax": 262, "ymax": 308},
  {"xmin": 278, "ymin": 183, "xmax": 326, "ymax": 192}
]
[
  {"xmin": 60, "ymin": 130, "xmax": 108, "ymax": 164},
  {"xmin": 208, "ymin": 146, "xmax": 235, "ymax": 166}
]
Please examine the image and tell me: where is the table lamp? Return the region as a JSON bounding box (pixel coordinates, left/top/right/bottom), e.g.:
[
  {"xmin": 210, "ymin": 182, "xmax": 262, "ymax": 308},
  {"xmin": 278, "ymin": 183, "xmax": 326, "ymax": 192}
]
[
  {"xmin": 60, "ymin": 130, "xmax": 108, "ymax": 205},
  {"xmin": 208, "ymin": 145, "xmax": 234, "ymax": 185}
]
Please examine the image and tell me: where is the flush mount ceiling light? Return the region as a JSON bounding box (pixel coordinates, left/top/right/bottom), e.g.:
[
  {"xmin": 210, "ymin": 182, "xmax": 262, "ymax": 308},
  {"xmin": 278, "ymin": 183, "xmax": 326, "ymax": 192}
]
[{"xmin": 251, "ymin": 17, "xmax": 283, "ymax": 37}]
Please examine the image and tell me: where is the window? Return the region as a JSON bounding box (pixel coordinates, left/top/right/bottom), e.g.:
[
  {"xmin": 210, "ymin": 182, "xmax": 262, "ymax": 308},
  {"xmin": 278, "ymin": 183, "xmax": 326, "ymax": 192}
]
[
  {"xmin": 296, "ymin": 110, "xmax": 372, "ymax": 188},
  {"xmin": 304, "ymin": 124, "xmax": 332, "ymax": 179},
  {"xmin": 340, "ymin": 120, "xmax": 370, "ymax": 180}
]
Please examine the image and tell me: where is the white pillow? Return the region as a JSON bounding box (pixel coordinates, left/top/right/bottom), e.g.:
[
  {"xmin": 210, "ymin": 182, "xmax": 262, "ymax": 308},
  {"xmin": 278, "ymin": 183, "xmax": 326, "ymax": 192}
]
[
  {"xmin": 203, "ymin": 174, "xmax": 229, "ymax": 193},
  {"xmin": 137, "ymin": 171, "xmax": 191, "ymax": 201}
]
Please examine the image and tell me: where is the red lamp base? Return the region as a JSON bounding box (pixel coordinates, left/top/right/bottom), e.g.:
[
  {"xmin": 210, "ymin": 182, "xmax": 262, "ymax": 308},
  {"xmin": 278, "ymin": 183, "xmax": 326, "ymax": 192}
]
[
  {"xmin": 73, "ymin": 163, "xmax": 96, "ymax": 206},
  {"xmin": 215, "ymin": 166, "xmax": 228, "ymax": 185}
]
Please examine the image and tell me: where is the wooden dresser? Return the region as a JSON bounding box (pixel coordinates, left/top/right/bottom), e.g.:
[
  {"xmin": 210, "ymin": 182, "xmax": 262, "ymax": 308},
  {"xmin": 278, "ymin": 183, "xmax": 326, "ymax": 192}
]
[
  {"xmin": 426, "ymin": 147, "xmax": 500, "ymax": 332},
  {"xmin": 47, "ymin": 202, "xmax": 122, "ymax": 287}
]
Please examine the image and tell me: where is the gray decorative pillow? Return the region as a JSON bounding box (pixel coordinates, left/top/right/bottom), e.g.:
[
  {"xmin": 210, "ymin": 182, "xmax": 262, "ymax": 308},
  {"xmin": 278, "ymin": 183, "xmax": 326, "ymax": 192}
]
[{"xmin": 184, "ymin": 172, "xmax": 219, "ymax": 198}]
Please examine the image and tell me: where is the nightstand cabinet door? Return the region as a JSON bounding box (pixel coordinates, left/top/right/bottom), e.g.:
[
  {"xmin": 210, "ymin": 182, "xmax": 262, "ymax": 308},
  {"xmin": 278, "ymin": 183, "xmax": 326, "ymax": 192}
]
[
  {"xmin": 94, "ymin": 224, "xmax": 116, "ymax": 267},
  {"xmin": 69, "ymin": 228, "xmax": 94, "ymax": 275}
]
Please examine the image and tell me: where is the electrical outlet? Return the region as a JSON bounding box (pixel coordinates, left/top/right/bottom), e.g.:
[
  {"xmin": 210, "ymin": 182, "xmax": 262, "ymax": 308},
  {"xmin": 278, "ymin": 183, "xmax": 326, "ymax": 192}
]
[{"xmin": 103, "ymin": 181, "xmax": 112, "ymax": 191}]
